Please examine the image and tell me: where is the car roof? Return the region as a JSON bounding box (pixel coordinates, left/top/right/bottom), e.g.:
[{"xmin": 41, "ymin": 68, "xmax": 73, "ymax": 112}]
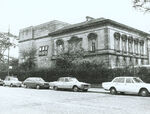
[
  {"xmin": 115, "ymin": 76, "xmax": 139, "ymax": 78},
  {"xmin": 26, "ymin": 77, "xmax": 43, "ymax": 79},
  {"xmin": 59, "ymin": 77, "xmax": 76, "ymax": 79}
]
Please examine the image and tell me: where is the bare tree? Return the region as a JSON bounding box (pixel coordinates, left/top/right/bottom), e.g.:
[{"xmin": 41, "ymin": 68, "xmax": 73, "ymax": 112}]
[
  {"xmin": 0, "ymin": 32, "xmax": 16, "ymax": 62},
  {"xmin": 133, "ymin": 0, "xmax": 150, "ymax": 13}
]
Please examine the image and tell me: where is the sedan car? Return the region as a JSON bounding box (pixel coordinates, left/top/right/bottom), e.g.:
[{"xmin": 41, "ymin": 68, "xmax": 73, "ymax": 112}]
[
  {"xmin": 102, "ymin": 76, "xmax": 150, "ymax": 97},
  {"xmin": 3, "ymin": 76, "xmax": 22, "ymax": 87},
  {"xmin": 23, "ymin": 77, "xmax": 49, "ymax": 89},
  {"xmin": 49, "ymin": 77, "xmax": 91, "ymax": 92}
]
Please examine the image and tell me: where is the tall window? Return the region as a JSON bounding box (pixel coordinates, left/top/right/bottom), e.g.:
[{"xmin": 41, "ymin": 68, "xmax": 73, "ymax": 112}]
[
  {"xmin": 134, "ymin": 39, "xmax": 139, "ymax": 54},
  {"xmin": 68, "ymin": 36, "xmax": 82, "ymax": 52},
  {"xmin": 128, "ymin": 36, "xmax": 133, "ymax": 53},
  {"xmin": 140, "ymin": 40, "xmax": 144, "ymax": 55},
  {"xmin": 121, "ymin": 34, "xmax": 127, "ymax": 53},
  {"xmin": 88, "ymin": 33, "xmax": 97, "ymax": 52},
  {"xmin": 116, "ymin": 56, "xmax": 120, "ymax": 67},
  {"xmin": 114, "ymin": 32, "xmax": 120, "ymax": 51},
  {"xmin": 56, "ymin": 40, "xmax": 64, "ymax": 54}
]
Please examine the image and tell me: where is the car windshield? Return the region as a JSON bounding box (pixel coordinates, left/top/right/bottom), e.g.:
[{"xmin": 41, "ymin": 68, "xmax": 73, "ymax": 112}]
[
  {"xmin": 133, "ymin": 78, "xmax": 143, "ymax": 83},
  {"xmin": 10, "ymin": 78, "xmax": 18, "ymax": 81},
  {"xmin": 34, "ymin": 78, "xmax": 45, "ymax": 82},
  {"xmin": 69, "ymin": 78, "xmax": 79, "ymax": 82}
]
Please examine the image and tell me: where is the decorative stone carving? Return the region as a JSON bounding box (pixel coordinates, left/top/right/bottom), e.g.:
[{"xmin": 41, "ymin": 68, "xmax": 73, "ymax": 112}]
[
  {"xmin": 121, "ymin": 34, "xmax": 127, "ymax": 41},
  {"xmin": 113, "ymin": 32, "xmax": 120, "ymax": 40},
  {"xmin": 134, "ymin": 39, "xmax": 139, "ymax": 44},
  {"xmin": 56, "ymin": 39, "xmax": 64, "ymax": 45},
  {"xmin": 128, "ymin": 36, "xmax": 133, "ymax": 43}
]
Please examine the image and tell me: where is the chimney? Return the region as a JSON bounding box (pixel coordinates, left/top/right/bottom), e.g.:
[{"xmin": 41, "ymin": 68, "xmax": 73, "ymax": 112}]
[{"xmin": 86, "ymin": 16, "xmax": 94, "ymax": 21}]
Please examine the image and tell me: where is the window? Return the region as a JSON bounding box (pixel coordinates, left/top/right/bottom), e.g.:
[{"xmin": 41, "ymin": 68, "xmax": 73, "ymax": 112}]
[
  {"xmin": 116, "ymin": 57, "xmax": 119, "ymax": 67},
  {"xmin": 114, "ymin": 32, "xmax": 120, "ymax": 51},
  {"xmin": 124, "ymin": 57, "xmax": 126, "ymax": 65},
  {"xmin": 121, "ymin": 34, "xmax": 127, "ymax": 53},
  {"xmin": 128, "ymin": 36, "xmax": 133, "ymax": 53},
  {"xmin": 136, "ymin": 58, "xmax": 138, "ymax": 65},
  {"xmin": 39, "ymin": 45, "xmax": 49, "ymax": 56},
  {"xmin": 141, "ymin": 59, "xmax": 144, "ymax": 65},
  {"xmin": 134, "ymin": 39, "xmax": 139, "ymax": 54},
  {"xmin": 56, "ymin": 40, "xmax": 64, "ymax": 54},
  {"xmin": 140, "ymin": 40, "xmax": 144, "ymax": 55},
  {"xmin": 126, "ymin": 78, "xmax": 133, "ymax": 83},
  {"xmin": 88, "ymin": 33, "xmax": 97, "ymax": 52},
  {"xmin": 68, "ymin": 36, "xmax": 82, "ymax": 52},
  {"xmin": 113, "ymin": 78, "xmax": 125, "ymax": 83}
]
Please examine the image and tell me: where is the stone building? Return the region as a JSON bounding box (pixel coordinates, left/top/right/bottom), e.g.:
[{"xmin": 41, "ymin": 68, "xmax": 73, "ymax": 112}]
[{"xmin": 19, "ymin": 17, "xmax": 150, "ymax": 69}]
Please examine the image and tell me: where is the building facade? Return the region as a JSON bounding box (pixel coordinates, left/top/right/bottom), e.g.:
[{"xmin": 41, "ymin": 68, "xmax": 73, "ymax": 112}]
[{"xmin": 19, "ymin": 17, "xmax": 150, "ymax": 69}]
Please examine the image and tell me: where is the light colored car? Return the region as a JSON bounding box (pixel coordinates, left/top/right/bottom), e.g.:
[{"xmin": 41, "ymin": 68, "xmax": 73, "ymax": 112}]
[
  {"xmin": 102, "ymin": 76, "xmax": 150, "ymax": 97},
  {"xmin": 3, "ymin": 76, "xmax": 22, "ymax": 87},
  {"xmin": 23, "ymin": 77, "xmax": 49, "ymax": 89},
  {"xmin": 49, "ymin": 77, "xmax": 91, "ymax": 92}
]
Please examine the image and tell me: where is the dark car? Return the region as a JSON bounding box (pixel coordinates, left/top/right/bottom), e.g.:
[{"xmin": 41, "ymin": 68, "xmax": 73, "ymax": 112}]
[
  {"xmin": 23, "ymin": 77, "xmax": 49, "ymax": 89},
  {"xmin": 0, "ymin": 79, "xmax": 4, "ymax": 86}
]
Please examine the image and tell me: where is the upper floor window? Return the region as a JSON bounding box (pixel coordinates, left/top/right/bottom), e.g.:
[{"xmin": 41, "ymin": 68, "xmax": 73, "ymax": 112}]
[
  {"xmin": 56, "ymin": 39, "xmax": 64, "ymax": 54},
  {"xmin": 121, "ymin": 34, "xmax": 127, "ymax": 53},
  {"xmin": 88, "ymin": 33, "xmax": 98, "ymax": 52},
  {"xmin": 134, "ymin": 39, "xmax": 139, "ymax": 54},
  {"xmin": 116, "ymin": 56, "xmax": 120, "ymax": 67},
  {"xmin": 39, "ymin": 45, "xmax": 49, "ymax": 56},
  {"xmin": 128, "ymin": 36, "xmax": 133, "ymax": 53},
  {"xmin": 139, "ymin": 40, "xmax": 144, "ymax": 55},
  {"xmin": 114, "ymin": 32, "xmax": 120, "ymax": 51},
  {"xmin": 68, "ymin": 36, "xmax": 82, "ymax": 52}
]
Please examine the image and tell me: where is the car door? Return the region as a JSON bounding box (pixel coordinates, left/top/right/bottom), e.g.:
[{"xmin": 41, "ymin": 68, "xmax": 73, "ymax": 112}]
[
  {"xmin": 124, "ymin": 78, "xmax": 140, "ymax": 94},
  {"xmin": 57, "ymin": 78, "xmax": 65, "ymax": 88},
  {"xmin": 113, "ymin": 77, "xmax": 126, "ymax": 92},
  {"xmin": 63, "ymin": 78, "xmax": 73, "ymax": 89}
]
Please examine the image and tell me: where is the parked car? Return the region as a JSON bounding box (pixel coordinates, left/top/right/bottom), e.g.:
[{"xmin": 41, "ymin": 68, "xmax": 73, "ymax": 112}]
[
  {"xmin": 23, "ymin": 77, "xmax": 49, "ymax": 89},
  {"xmin": 49, "ymin": 77, "xmax": 91, "ymax": 92},
  {"xmin": 0, "ymin": 79, "xmax": 4, "ymax": 86},
  {"xmin": 3, "ymin": 76, "xmax": 22, "ymax": 87},
  {"xmin": 102, "ymin": 76, "xmax": 150, "ymax": 97}
]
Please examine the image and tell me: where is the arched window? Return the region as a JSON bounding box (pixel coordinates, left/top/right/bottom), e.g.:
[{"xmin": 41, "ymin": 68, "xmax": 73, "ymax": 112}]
[
  {"xmin": 88, "ymin": 33, "xmax": 98, "ymax": 52},
  {"xmin": 128, "ymin": 36, "xmax": 133, "ymax": 53},
  {"xmin": 114, "ymin": 32, "xmax": 120, "ymax": 51},
  {"xmin": 134, "ymin": 39, "xmax": 139, "ymax": 54},
  {"xmin": 56, "ymin": 39, "xmax": 64, "ymax": 54},
  {"xmin": 116, "ymin": 56, "xmax": 120, "ymax": 67},
  {"xmin": 121, "ymin": 34, "xmax": 127, "ymax": 53},
  {"xmin": 139, "ymin": 40, "xmax": 144, "ymax": 55},
  {"xmin": 68, "ymin": 36, "xmax": 82, "ymax": 52}
]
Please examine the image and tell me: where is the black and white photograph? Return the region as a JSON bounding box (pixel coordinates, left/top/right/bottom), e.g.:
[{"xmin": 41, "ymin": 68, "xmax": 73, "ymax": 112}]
[{"xmin": 0, "ymin": 0, "xmax": 150, "ymax": 114}]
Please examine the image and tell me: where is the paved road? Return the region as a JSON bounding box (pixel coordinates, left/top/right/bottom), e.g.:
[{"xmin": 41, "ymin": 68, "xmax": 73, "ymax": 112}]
[{"xmin": 0, "ymin": 86, "xmax": 149, "ymax": 114}]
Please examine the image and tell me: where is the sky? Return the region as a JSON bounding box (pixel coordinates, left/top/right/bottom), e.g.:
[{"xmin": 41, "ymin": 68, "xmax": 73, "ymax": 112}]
[{"xmin": 0, "ymin": 0, "xmax": 150, "ymax": 58}]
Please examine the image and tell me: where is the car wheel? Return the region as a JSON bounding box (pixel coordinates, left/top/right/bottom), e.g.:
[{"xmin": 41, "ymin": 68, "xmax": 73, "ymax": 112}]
[
  {"xmin": 53, "ymin": 86, "xmax": 58, "ymax": 90},
  {"xmin": 110, "ymin": 87, "xmax": 117, "ymax": 95},
  {"xmin": 73, "ymin": 86, "xmax": 79, "ymax": 92},
  {"xmin": 36, "ymin": 85, "xmax": 40, "ymax": 89},
  {"xmin": 140, "ymin": 89, "xmax": 149, "ymax": 97}
]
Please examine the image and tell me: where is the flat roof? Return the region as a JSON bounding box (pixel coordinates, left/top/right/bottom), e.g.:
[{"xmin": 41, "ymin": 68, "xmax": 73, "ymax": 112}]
[{"xmin": 48, "ymin": 18, "xmax": 150, "ymax": 37}]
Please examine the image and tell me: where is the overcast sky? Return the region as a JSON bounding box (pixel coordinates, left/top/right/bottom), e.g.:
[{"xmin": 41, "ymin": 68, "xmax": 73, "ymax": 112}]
[
  {"xmin": 0, "ymin": 0, "xmax": 150, "ymax": 36},
  {"xmin": 1, "ymin": 0, "xmax": 150, "ymax": 58}
]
